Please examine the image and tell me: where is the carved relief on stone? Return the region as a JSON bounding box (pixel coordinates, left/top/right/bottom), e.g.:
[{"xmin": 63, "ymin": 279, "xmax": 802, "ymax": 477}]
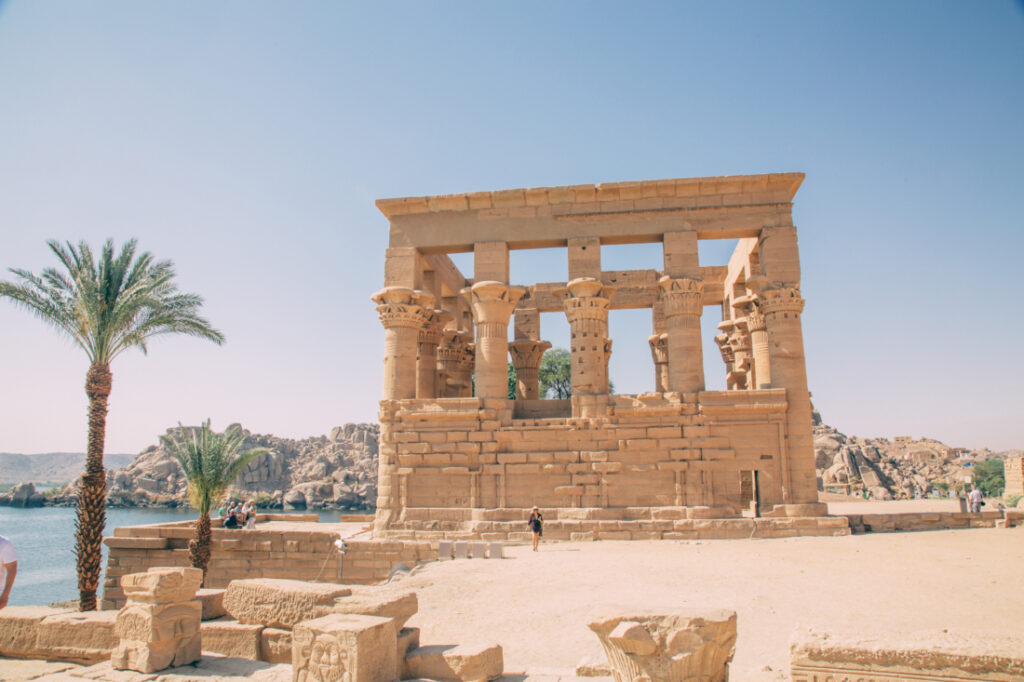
[
  {"xmin": 588, "ymin": 607, "xmax": 737, "ymax": 682},
  {"xmin": 371, "ymin": 287, "xmax": 435, "ymax": 330},
  {"xmin": 759, "ymin": 287, "xmax": 805, "ymax": 316},
  {"xmin": 657, "ymin": 276, "xmax": 704, "ymax": 318},
  {"xmin": 292, "ymin": 613, "xmax": 397, "ymax": 682},
  {"xmin": 509, "ymin": 339, "xmax": 552, "ymax": 400}
]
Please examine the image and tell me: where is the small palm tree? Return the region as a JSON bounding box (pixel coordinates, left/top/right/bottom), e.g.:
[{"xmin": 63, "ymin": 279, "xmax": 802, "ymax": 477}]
[
  {"xmin": 0, "ymin": 239, "xmax": 224, "ymax": 610},
  {"xmin": 161, "ymin": 421, "xmax": 268, "ymax": 584}
]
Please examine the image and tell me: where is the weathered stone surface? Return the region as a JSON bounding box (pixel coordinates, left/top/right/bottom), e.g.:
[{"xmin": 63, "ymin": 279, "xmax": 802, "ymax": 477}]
[
  {"xmin": 224, "ymin": 579, "xmax": 352, "ymax": 629},
  {"xmin": 35, "ymin": 610, "xmax": 119, "ymax": 664},
  {"xmin": 261, "ymin": 627, "xmax": 293, "ymax": 664},
  {"xmin": 120, "ymin": 567, "xmax": 203, "ymax": 604},
  {"xmin": 576, "ymin": 653, "xmax": 613, "ymax": 677},
  {"xmin": 197, "ymin": 588, "xmax": 228, "ymax": 621},
  {"xmin": 330, "ymin": 587, "xmax": 418, "ymax": 631},
  {"xmin": 0, "ymin": 606, "xmax": 70, "ymax": 659},
  {"xmin": 587, "ymin": 607, "xmax": 736, "ymax": 682},
  {"xmin": 397, "ymin": 626, "xmax": 421, "ymax": 679},
  {"xmin": 404, "ymin": 643, "xmax": 504, "ymax": 682},
  {"xmin": 201, "ymin": 618, "xmax": 264, "ymax": 660},
  {"xmin": 292, "ymin": 613, "xmax": 397, "ymax": 682},
  {"xmin": 790, "ymin": 626, "xmax": 1024, "ymax": 682}
]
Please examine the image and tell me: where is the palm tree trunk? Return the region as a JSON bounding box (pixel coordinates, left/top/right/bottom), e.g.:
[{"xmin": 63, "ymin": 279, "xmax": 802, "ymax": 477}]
[
  {"xmin": 190, "ymin": 513, "xmax": 212, "ymax": 586},
  {"xmin": 76, "ymin": 362, "xmax": 111, "ymax": 611}
]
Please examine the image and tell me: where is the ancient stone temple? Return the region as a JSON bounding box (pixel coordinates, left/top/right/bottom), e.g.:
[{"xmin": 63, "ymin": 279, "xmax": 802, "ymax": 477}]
[{"xmin": 371, "ymin": 173, "xmax": 836, "ymax": 540}]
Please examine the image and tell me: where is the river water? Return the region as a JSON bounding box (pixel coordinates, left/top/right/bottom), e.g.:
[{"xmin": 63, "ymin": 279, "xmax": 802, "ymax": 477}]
[{"xmin": 0, "ymin": 506, "xmax": 357, "ymax": 607}]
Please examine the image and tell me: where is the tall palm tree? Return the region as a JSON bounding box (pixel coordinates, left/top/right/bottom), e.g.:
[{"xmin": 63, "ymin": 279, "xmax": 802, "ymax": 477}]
[
  {"xmin": 160, "ymin": 421, "xmax": 267, "ymax": 584},
  {"xmin": 0, "ymin": 239, "xmax": 224, "ymax": 610}
]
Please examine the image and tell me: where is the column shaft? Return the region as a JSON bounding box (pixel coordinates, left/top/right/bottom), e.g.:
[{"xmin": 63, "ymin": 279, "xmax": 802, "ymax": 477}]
[
  {"xmin": 468, "ymin": 281, "xmax": 525, "ymax": 399},
  {"xmin": 372, "ymin": 287, "xmax": 433, "ymax": 400},
  {"xmin": 557, "ymin": 278, "xmax": 616, "ymax": 396},
  {"xmin": 746, "ymin": 310, "xmax": 771, "ymax": 389},
  {"xmin": 509, "ymin": 340, "xmax": 551, "ymax": 399},
  {"xmin": 659, "ymin": 276, "xmax": 705, "ymax": 393}
]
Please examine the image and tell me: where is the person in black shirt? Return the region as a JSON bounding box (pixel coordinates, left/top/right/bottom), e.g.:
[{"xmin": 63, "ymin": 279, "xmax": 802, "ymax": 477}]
[{"xmin": 527, "ymin": 506, "xmax": 543, "ymax": 551}]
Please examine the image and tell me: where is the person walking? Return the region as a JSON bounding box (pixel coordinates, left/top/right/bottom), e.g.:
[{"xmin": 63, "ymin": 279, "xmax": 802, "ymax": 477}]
[
  {"xmin": 528, "ymin": 506, "xmax": 543, "ymax": 552},
  {"xmin": 0, "ymin": 534, "xmax": 18, "ymax": 609},
  {"xmin": 969, "ymin": 486, "xmax": 984, "ymax": 513}
]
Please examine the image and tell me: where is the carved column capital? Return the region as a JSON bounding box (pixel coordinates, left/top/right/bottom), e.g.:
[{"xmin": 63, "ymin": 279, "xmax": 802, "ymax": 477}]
[
  {"xmin": 509, "ymin": 340, "xmax": 551, "ymax": 369},
  {"xmin": 418, "ymin": 309, "xmax": 453, "ymax": 345},
  {"xmin": 758, "ymin": 287, "xmax": 805, "ymax": 316},
  {"xmin": 466, "ymin": 281, "xmax": 527, "ymax": 325},
  {"xmin": 746, "ymin": 308, "xmax": 767, "ymax": 332},
  {"xmin": 556, "ymin": 277, "xmax": 617, "ymax": 324},
  {"xmin": 648, "ymin": 333, "xmax": 668, "ymax": 364},
  {"xmin": 657, "ymin": 276, "xmax": 704, "ymax": 318},
  {"xmin": 371, "ymin": 287, "xmax": 435, "ymax": 329}
]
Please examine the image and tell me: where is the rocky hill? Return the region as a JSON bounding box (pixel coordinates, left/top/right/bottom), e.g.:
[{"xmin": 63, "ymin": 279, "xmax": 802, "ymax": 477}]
[
  {"xmin": 812, "ymin": 407, "xmax": 1018, "ymax": 499},
  {"xmin": 0, "ymin": 452, "xmax": 135, "ymax": 485},
  {"xmin": 37, "ymin": 423, "xmax": 379, "ymax": 510}
]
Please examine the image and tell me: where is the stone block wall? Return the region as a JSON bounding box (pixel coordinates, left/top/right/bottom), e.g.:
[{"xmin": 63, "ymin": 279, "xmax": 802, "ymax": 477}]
[
  {"xmin": 101, "ymin": 516, "xmax": 432, "ymax": 609},
  {"xmin": 1005, "ymin": 457, "xmax": 1024, "ymax": 496},
  {"xmin": 844, "ymin": 511, "xmax": 1003, "ymax": 534}
]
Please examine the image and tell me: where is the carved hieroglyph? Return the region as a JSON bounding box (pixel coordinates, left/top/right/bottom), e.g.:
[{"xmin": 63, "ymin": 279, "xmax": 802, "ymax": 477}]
[
  {"xmin": 292, "ymin": 613, "xmax": 397, "ymax": 682},
  {"xmin": 587, "ymin": 607, "xmax": 737, "ymax": 682},
  {"xmin": 110, "ymin": 567, "xmax": 203, "ymax": 673}
]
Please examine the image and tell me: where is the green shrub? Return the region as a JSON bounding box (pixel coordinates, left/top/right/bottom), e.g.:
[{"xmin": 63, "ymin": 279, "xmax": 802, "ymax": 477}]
[{"xmin": 1005, "ymin": 493, "xmax": 1022, "ymax": 508}]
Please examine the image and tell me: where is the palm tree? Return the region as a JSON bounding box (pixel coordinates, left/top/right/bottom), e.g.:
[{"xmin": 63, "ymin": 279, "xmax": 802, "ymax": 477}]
[
  {"xmin": 0, "ymin": 239, "xmax": 224, "ymax": 610},
  {"xmin": 160, "ymin": 421, "xmax": 267, "ymax": 584}
]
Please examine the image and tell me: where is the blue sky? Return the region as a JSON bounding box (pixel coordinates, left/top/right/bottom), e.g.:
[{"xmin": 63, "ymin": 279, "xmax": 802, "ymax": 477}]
[{"xmin": 1, "ymin": 1, "xmax": 1022, "ymax": 453}]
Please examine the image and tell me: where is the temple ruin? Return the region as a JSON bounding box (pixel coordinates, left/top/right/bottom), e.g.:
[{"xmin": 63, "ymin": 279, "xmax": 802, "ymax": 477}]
[{"xmin": 371, "ymin": 172, "xmax": 836, "ymax": 539}]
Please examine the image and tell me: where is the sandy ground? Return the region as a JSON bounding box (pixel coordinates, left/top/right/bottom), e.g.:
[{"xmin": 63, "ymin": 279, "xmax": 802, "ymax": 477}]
[{"xmin": 398, "ymin": 523, "xmax": 1024, "ymax": 680}]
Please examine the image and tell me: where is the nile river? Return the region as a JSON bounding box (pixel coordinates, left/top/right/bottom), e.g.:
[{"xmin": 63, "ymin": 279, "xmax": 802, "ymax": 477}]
[{"xmin": 0, "ymin": 506, "xmax": 356, "ymax": 607}]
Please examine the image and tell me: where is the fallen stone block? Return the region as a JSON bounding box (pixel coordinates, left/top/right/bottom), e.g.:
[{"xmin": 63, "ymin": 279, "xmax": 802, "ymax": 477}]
[
  {"xmin": 292, "ymin": 613, "xmax": 397, "ymax": 682},
  {"xmin": 201, "ymin": 617, "xmax": 264, "ymax": 660},
  {"xmin": 35, "ymin": 610, "xmax": 119, "ymax": 664},
  {"xmin": 120, "ymin": 566, "xmax": 203, "ymax": 604},
  {"xmin": 261, "ymin": 627, "xmax": 293, "ymax": 664},
  {"xmin": 576, "ymin": 653, "xmax": 612, "ymax": 677},
  {"xmin": 223, "ymin": 578, "xmax": 351, "ymax": 629},
  {"xmin": 404, "ymin": 642, "xmax": 504, "ymax": 681},
  {"xmin": 0, "ymin": 606, "xmax": 71, "ymax": 659},
  {"xmin": 790, "ymin": 626, "xmax": 1024, "ymax": 682},
  {"xmin": 331, "ymin": 587, "xmax": 418, "ymax": 631},
  {"xmin": 587, "ymin": 606, "xmax": 736, "ymax": 682},
  {"xmin": 111, "ymin": 600, "xmax": 202, "ymax": 672},
  {"xmin": 197, "ymin": 588, "xmax": 227, "ymax": 620}
]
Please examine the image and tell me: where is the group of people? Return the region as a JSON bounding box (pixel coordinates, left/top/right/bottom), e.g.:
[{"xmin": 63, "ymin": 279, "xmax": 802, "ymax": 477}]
[{"xmin": 219, "ymin": 499, "xmax": 257, "ymax": 529}]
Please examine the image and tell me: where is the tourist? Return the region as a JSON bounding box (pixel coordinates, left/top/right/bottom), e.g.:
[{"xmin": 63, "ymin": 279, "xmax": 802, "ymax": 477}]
[
  {"xmin": 969, "ymin": 486, "xmax": 984, "ymax": 513},
  {"xmin": 224, "ymin": 504, "xmax": 240, "ymax": 529},
  {"xmin": 0, "ymin": 534, "xmax": 17, "ymax": 609},
  {"xmin": 528, "ymin": 506, "xmax": 543, "ymax": 551},
  {"xmin": 244, "ymin": 499, "xmax": 257, "ymax": 529}
]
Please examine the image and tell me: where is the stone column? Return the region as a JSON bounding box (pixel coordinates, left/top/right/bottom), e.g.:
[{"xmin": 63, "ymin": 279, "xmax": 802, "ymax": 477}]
[
  {"xmin": 509, "ymin": 340, "xmax": 551, "ymax": 399},
  {"xmin": 371, "ymin": 287, "xmax": 434, "ymax": 401},
  {"xmin": 760, "ymin": 286, "xmax": 818, "ymax": 505},
  {"xmin": 467, "ymin": 281, "xmax": 525, "ymax": 399},
  {"xmin": 648, "ymin": 333, "xmax": 669, "ymax": 392},
  {"xmin": 746, "ymin": 305, "xmax": 771, "ymax": 389},
  {"xmin": 557, "ymin": 277, "xmax": 616, "ymax": 395},
  {"xmin": 416, "ymin": 309, "xmax": 452, "ymax": 399},
  {"xmin": 728, "ymin": 319, "xmax": 751, "ymax": 390},
  {"xmin": 658, "ymin": 276, "xmax": 705, "ymax": 393},
  {"xmin": 713, "ymin": 329, "xmax": 736, "ymax": 389},
  {"xmin": 437, "ymin": 330, "xmax": 474, "ymax": 397}
]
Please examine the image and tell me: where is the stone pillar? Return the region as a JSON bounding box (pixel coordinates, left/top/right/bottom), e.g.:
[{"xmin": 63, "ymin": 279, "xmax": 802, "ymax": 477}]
[
  {"xmin": 557, "ymin": 277, "xmax": 616, "ymax": 396},
  {"xmin": 760, "ymin": 286, "xmax": 818, "ymax": 505},
  {"xmin": 509, "ymin": 340, "xmax": 551, "ymax": 399},
  {"xmin": 416, "ymin": 309, "xmax": 452, "ymax": 399},
  {"xmin": 658, "ymin": 276, "xmax": 705, "ymax": 393},
  {"xmin": 437, "ymin": 329, "xmax": 472, "ymax": 398},
  {"xmin": 648, "ymin": 333, "xmax": 669, "ymax": 393},
  {"xmin": 713, "ymin": 329, "xmax": 736, "ymax": 389},
  {"xmin": 372, "ymin": 287, "xmax": 434, "ymax": 401},
  {"xmin": 728, "ymin": 319, "xmax": 751, "ymax": 390},
  {"xmin": 467, "ymin": 281, "xmax": 525, "ymax": 399},
  {"xmin": 110, "ymin": 567, "xmax": 203, "ymax": 673},
  {"xmin": 746, "ymin": 305, "xmax": 771, "ymax": 389}
]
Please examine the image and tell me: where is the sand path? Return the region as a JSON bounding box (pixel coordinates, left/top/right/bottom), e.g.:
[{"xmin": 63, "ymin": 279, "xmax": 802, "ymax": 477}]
[{"xmin": 397, "ymin": 525, "xmax": 1024, "ymax": 680}]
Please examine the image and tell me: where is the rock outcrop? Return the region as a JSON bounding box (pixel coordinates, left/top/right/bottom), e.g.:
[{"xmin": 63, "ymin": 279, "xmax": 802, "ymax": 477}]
[{"xmin": 41, "ymin": 422, "xmax": 379, "ymax": 511}]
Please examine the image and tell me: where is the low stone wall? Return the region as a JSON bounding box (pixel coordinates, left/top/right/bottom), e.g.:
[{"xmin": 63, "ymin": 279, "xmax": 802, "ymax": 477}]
[
  {"xmin": 790, "ymin": 626, "xmax": 1024, "ymax": 681},
  {"xmin": 843, "ymin": 510, "xmax": 1002, "ymax": 534},
  {"xmin": 102, "ymin": 515, "xmax": 432, "ymax": 609},
  {"xmin": 380, "ymin": 505, "xmax": 850, "ymax": 540}
]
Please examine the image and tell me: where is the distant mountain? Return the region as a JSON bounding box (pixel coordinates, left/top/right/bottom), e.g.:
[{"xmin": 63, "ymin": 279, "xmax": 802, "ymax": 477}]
[{"xmin": 0, "ymin": 452, "xmax": 136, "ymax": 485}]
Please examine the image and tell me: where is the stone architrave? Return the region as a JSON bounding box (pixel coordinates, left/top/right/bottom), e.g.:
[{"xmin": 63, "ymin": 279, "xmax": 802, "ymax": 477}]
[
  {"xmin": 292, "ymin": 613, "xmax": 397, "ymax": 682},
  {"xmin": 587, "ymin": 607, "xmax": 737, "ymax": 682},
  {"xmin": 110, "ymin": 567, "xmax": 203, "ymax": 673},
  {"xmin": 466, "ymin": 281, "xmax": 526, "ymax": 399},
  {"xmin": 658, "ymin": 276, "xmax": 705, "ymax": 393},
  {"xmin": 509, "ymin": 339, "xmax": 552, "ymax": 399},
  {"xmin": 648, "ymin": 333, "xmax": 669, "ymax": 393},
  {"xmin": 224, "ymin": 578, "xmax": 352, "ymax": 630},
  {"xmin": 371, "ymin": 287, "xmax": 434, "ymax": 400},
  {"xmin": 557, "ymin": 277, "xmax": 617, "ymax": 396},
  {"xmin": 417, "ymin": 309, "xmax": 453, "ymax": 399}
]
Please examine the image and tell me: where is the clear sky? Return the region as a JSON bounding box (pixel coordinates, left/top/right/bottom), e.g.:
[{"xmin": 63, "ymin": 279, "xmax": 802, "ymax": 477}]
[{"xmin": 1, "ymin": 1, "xmax": 1022, "ymax": 454}]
